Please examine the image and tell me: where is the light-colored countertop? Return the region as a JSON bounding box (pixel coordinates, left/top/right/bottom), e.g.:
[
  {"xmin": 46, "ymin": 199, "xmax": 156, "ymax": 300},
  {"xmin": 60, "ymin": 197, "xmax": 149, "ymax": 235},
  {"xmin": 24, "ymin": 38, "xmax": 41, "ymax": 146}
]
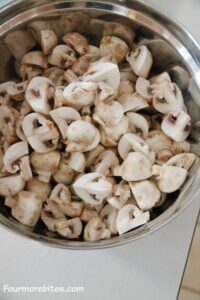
[{"xmin": 0, "ymin": 1, "xmax": 200, "ymax": 300}]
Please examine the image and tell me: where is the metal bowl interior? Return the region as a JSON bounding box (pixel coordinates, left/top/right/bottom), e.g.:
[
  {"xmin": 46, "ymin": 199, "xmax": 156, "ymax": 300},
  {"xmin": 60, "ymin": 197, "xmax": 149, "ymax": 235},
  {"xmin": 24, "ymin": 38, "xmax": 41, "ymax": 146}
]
[{"xmin": 0, "ymin": 0, "xmax": 200, "ymax": 249}]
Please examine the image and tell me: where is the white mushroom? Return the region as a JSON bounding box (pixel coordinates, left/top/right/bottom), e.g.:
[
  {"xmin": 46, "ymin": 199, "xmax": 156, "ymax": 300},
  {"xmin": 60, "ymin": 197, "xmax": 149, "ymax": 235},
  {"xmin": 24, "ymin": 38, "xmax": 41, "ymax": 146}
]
[
  {"xmin": 84, "ymin": 217, "xmax": 111, "ymax": 241},
  {"xmin": 171, "ymin": 141, "xmax": 191, "ymax": 154},
  {"xmin": 116, "ymin": 204, "xmax": 150, "ymax": 235},
  {"xmin": 150, "ymin": 72, "xmax": 171, "ymax": 84},
  {"xmin": 19, "ymin": 155, "xmax": 32, "ymax": 181},
  {"xmin": 64, "ymin": 69, "xmax": 80, "ymax": 83},
  {"xmin": 63, "ymin": 32, "xmax": 89, "ymax": 56},
  {"xmin": 161, "ymin": 111, "xmax": 192, "ymax": 142},
  {"xmin": 80, "ymin": 203, "xmax": 103, "ymax": 223},
  {"xmin": 129, "ymin": 180, "xmax": 161, "ymax": 210},
  {"xmin": 100, "ymin": 36, "xmax": 129, "ymax": 63},
  {"xmin": 127, "ymin": 112, "xmax": 149, "ymax": 139},
  {"xmin": 135, "ymin": 77, "xmax": 152, "ymax": 102},
  {"xmin": 21, "ymin": 51, "xmax": 47, "ymax": 69},
  {"xmin": 0, "ymin": 106, "xmax": 19, "ymax": 144},
  {"xmin": 56, "ymin": 217, "xmax": 82, "ymax": 239},
  {"xmin": 26, "ymin": 177, "xmax": 51, "ymax": 201},
  {"xmin": 107, "ymin": 182, "xmax": 131, "ymax": 209},
  {"xmin": 0, "ymin": 175, "xmax": 25, "ymax": 197},
  {"xmin": 96, "ymin": 82, "xmax": 116, "ymax": 103},
  {"xmin": 48, "ymin": 45, "xmax": 76, "ymax": 68},
  {"xmin": 30, "ymin": 151, "xmax": 60, "ymax": 182},
  {"xmin": 43, "ymin": 67, "xmax": 65, "ymax": 85},
  {"xmin": 85, "ymin": 145, "xmax": 105, "ymax": 168},
  {"xmin": 100, "ymin": 204, "xmax": 118, "ymax": 236},
  {"xmin": 103, "ymin": 22, "xmax": 135, "ymax": 45},
  {"xmin": 152, "ymin": 164, "xmax": 188, "ymax": 193},
  {"xmin": 118, "ymin": 80, "xmax": 135, "ymax": 96},
  {"xmin": 25, "ymin": 77, "xmax": 55, "ymax": 115},
  {"xmin": 7, "ymin": 81, "xmax": 28, "ymax": 102},
  {"xmin": 49, "ymin": 107, "xmax": 81, "ymax": 140},
  {"xmin": 119, "ymin": 93, "xmax": 149, "ymax": 113},
  {"xmin": 94, "ymin": 150, "xmax": 119, "ymax": 175},
  {"xmin": 114, "ymin": 152, "xmax": 152, "ymax": 181},
  {"xmin": 73, "ymin": 172, "xmax": 112, "ymax": 205},
  {"xmin": 126, "ymin": 46, "xmax": 153, "ymax": 78},
  {"xmin": 146, "ymin": 130, "xmax": 172, "ymax": 154},
  {"xmin": 41, "ymin": 209, "xmax": 66, "ymax": 232},
  {"xmin": 50, "ymin": 183, "xmax": 71, "ymax": 204},
  {"xmin": 66, "ymin": 120, "xmax": 100, "ymax": 153},
  {"xmin": 69, "ymin": 152, "xmax": 86, "ymax": 173},
  {"xmin": 165, "ymin": 153, "xmax": 196, "ymax": 170},
  {"xmin": 53, "ymin": 156, "xmax": 75, "ymax": 185},
  {"xmin": 82, "ymin": 62, "xmax": 120, "ymax": 90}
]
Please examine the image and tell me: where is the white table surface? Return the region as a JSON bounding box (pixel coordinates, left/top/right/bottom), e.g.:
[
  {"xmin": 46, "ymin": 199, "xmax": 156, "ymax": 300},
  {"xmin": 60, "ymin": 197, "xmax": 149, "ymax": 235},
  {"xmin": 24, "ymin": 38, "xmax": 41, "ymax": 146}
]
[{"xmin": 0, "ymin": 1, "xmax": 200, "ymax": 300}]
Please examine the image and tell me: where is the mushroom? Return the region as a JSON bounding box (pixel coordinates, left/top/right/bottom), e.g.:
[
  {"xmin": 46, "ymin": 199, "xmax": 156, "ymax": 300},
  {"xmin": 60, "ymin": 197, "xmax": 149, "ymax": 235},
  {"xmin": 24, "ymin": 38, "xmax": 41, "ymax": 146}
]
[
  {"xmin": 161, "ymin": 111, "xmax": 192, "ymax": 142},
  {"xmin": 151, "ymin": 82, "xmax": 184, "ymax": 114},
  {"xmin": 56, "ymin": 217, "xmax": 82, "ymax": 239},
  {"xmin": 100, "ymin": 36, "xmax": 129, "ymax": 63},
  {"xmin": 73, "ymin": 172, "xmax": 112, "ymax": 205},
  {"xmin": 119, "ymin": 93, "xmax": 149, "ymax": 113},
  {"xmin": 165, "ymin": 153, "xmax": 196, "ymax": 170},
  {"xmin": 126, "ymin": 112, "xmax": 149, "ymax": 139},
  {"xmin": 25, "ymin": 76, "xmax": 55, "ymax": 115},
  {"xmin": 129, "ymin": 180, "xmax": 161, "ymax": 210},
  {"xmin": 107, "ymin": 182, "xmax": 131, "ymax": 209},
  {"xmin": 0, "ymin": 175, "xmax": 25, "ymax": 197},
  {"xmin": 64, "ymin": 69, "xmax": 80, "ymax": 83},
  {"xmin": 94, "ymin": 150, "xmax": 119, "ymax": 176},
  {"xmin": 84, "ymin": 217, "xmax": 111, "ymax": 241},
  {"xmin": 66, "ymin": 120, "xmax": 100, "ymax": 153},
  {"xmin": 69, "ymin": 152, "xmax": 85, "ymax": 173},
  {"xmin": 85, "ymin": 145, "xmax": 105, "ymax": 168},
  {"xmin": 120, "ymin": 64, "xmax": 137, "ymax": 82},
  {"xmin": 26, "ymin": 177, "xmax": 51, "ymax": 201},
  {"xmin": 150, "ymin": 72, "xmax": 171, "ymax": 84},
  {"xmin": 30, "ymin": 150, "xmax": 60, "ymax": 182},
  {"xmin": 63, "ymin": 32, "xmax": 89, "ymax": 56},
  {"xmin": 96, "ymin": 82, "xmax": 116, "ymax": 103},
  {"xmin": 118, "ymin": 80, "xmax": 135, "ymax": 96},
  {"xmin": 171, "ymin": 141, "xmax": 191, "ymax": 154},
  {"xmin": 0, "ymin": 106, "xmax": 19, "ymax": 144},
  {"xmin": 135, "ymin": 77, "xmax": 152, "ymax": 102},
  {"xmin": 100, "ymin": 204, "xmax": 118, "ymax": 236},
  {"xmin": 116, "ymin": 204, "xmax": 150, "ymax": 235},
  {"xmin": 50, "ymin": 183, "xmax": 71, "ymax": 204},
  {"xmin": 43, "ymin": 67, "xmax": 65, "ymax": 85},
  {"xmin": 114, "ymin": 152, "xmax": 152, "ymax": 181},
  {"xmin": 71, "ymin": 54, "xmax": 95, "ymax": 76},
  {"xmin": 82, "ymin": 62, "xmax": 120, "ymax": 90},
  {"xmin": 4, "ymin": 29, "xmax": 36, "ymax": 61},
  {"xmin": 103, "ymin": 22, "xmax": 135, "ymax": 46},
  {"xmin": 7, "ymin": 81, "xmax": 28, "ymax": 102},
  {"xmin": 146, "ymin": 130, "xmax": 172, "ymax": 154},
  {"xmin": 21, "ymin": 51, "xmax": 48, "ymax": 69},
  {"xmin": 53, "ymin": 156, "xmax": 75, "ymax": 185},
  {"xmin": 3, "ymin": 141, "xmax": 29, "ymax": 173},
  {"xmin": 80, "ymin": 203, "xmax": 103, "ymax": 223},
  {"xmin": 93, "ymin": 101, "xmax": 124, "ymax": 128},
  {"xmin": 19, "ymin": 155, "xmax": 32, "ymax": 181},
  {"xmin": 22, "ymin": 112, "xmax": 53, "ymax": 137},
  {"xmin": 63, "ymin": 82, "xmax": 97, "ymax": 110},
  {"xmin": 16, "ymin": 63, "xmax": 43, "ymax": 81},
  {"xmin": 60, "ymin": 12, "xmax": 90, "ymax": 34},
  {"xmin": 48, "ymin": 45, "xmax": 76, "ymax": 68},
  {"xmin": 5, "ymin": 191, "xmax": 42, "ymax": 226},
  {"xmin": 118, "ymin": 133, "xmax": 155, "ymax": 163},
  {"xmin": 41, "ymin": 209, "xmax": 66, "ymax": 232},
  {"xmin": 152, "ymin": 164, "xmax": 188, "ymax": 193},
  {"xmin": 126, "ymin": 45, "xmax": 153, "ymax": 79},
  {"xmin": 49, "ymin": 107, "xmax": 81, "ymax": 141}
]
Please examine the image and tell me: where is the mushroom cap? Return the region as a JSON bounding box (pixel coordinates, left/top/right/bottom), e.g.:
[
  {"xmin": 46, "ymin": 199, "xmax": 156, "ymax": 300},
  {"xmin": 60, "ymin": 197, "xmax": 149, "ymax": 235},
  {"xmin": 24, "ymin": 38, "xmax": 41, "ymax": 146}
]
[
  {"xmin": 84, "ymin": 217, "xmax": 111, "ymax": 241},
  {"xmin": 116, "ymin": 204, "xmax": 150, "ymax": 235},
  {"xmin": 118, "ymin": 80, "xmax": 135, "ymax": 96},
  {"xmin": 94, "ymin": 101, "xmax": 124, "ymax": 128},
  {"xmin": 100, "ymin": 36, "xmax": 129, "ymax": 63},
  {"xmin": 0, "ymin": 175, "xmax": 25, "ymax": 197},
  {"xmin": 63, "ymin": 32, "xmax": 89, "ymax": 56},
  {"xmin": 150, "ymin": 72, "xmax": 171, "ymax": 85},
  {"xmin": 129, "ymin": 180, "xmax": 161, "ymax": 210},
  {"xmin": 43, "ymin": 67, "xmax": 65, "ymax": 85},
  {"xmin": 0, "ymin": 106, "xmax": 19, "ymax": 144},
  {"xmin": 127, "ymin": 112, "xmax": 149, "ymax": 139},
  {"xmin": 22, "ymin": 112, "xmax": 52, "ymax": 137}
]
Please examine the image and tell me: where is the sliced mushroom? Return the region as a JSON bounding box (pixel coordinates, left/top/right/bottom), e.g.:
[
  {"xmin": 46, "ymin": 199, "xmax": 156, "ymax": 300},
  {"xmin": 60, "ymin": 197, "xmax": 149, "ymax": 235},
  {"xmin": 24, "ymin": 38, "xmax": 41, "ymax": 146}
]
[
  {"xmin": 50, "ymin": 183, "xmax": 71, "ymax": 204},
  {"xmin": 26, "ymin": 177, "xmax": 51, "ymax": 201},
  {"xmin": 69, "ymin": 152, "xmax": 85, "ymax": 173},
  {"xmin": 41, "ymin": 30, "xmax": 58, "ymax": 55},
  {"xmin": 43, "ymin": 67, "xmax": 65, "ymax": 85},
  {"xmin": 80, "ymin": 203, "xmax": 102, "ymax": 223},
  {"xmin": 94, "ymin": 150, "xmax": 119, "ymax": 176},
  {"xmin": 21, "ymin": 51, "xmax": 47, "ymax": 69},
  {"xmin": 152, "ymin": 164, "xmax": 188, "ymax": 193},
  {"xmin": 63, "ymin": 32, "xmax": 89, "ymax": 56},
  {"xmin": 5, "ymin": 191, "xmax": 42, "ymax": 226},
  {"xmin": 94, "ymin": 101, "xmax": 124, "ymax": 128},
  {"xmin": 84, "ymin": 217, "xmax": 111, "ymax": 241},
  {"xmin": 118, "ymin": 80, "xmax": 135, "ymax": 97},
  {"xmin": 108, "ymin": 182, "xmax": 131, "ymax": 209},
  {"xmin": 96, "ymin": 82, "xmax": 116, "ymax": 103},
  {"xmin": 41, "ymin": 209, "xmax": 66, "ymax": 232},
  {"xmin": 0, "ymin": 174, "xmax": 25, "ymax": 197},
  {"xmin": 146, "ymin": 130, "xmax": 172, "ymax": 154},
  {"xmin": 30, "ymin": 150, "xmax": 60, "ymax": 182},
  {"xmin": 71, "ymin": 54, "xmax": 94, "ymax": 76},
  {"xmin": 85, "ymin": 145, "xmax": 105, "ymax": 168},
  {"xmin": 127, "ymin": 112, "xmax": 149, "ymax": 139},
  {"xmin": 19, "ymin": 155, "xmax": 32, "ymax": 181},
  {"xmin": 7, "ymin": 81, "xmax": 28, "ymax": 102},
  {"xmin": 103, "ymin": 22, "xmax": 135, "ymax": 46},
  {"xmin": 4, "ymin": 29, "xmax": 36, "ymax": 61},
  {"xmin": 114, "ymin": 152, "xmax": 152, "ymax": 181},
  {"xmin": 100, "ymin": 204, "xmax": 118, "ymax": 236},
  {"xmin": 150, "ymin": 72, "xmax": 171, "ymax": 84},
  {"xmin": 25, "ymin": 76, "xmax": 55, "ymax": 115},
  {"xmin": 171, "ymin": 141, "xmax": 191, "ymax": 154},
  {"xmin": 126, "ymin": 46, "xmax": 153, "ymax": 79},
  {"xmin": 129, "ymin": 180, "xmax": 161, "ymax": 210},
  {"xmin": 165, "ymin": 153, "xmax": 196, "ymax": 170},
  {"xmin": 116, "ymin": 204, "xmax": 150, "ymax": 235},
  {"xmin": 22, "ymin": 112, "xmax": 53, "ymax": 137},
  {"xmin": 48, "ymin": 45, "xmax": 76, "ymax": 68},
  {"xmin": 16, "ymin": 63, "xmax": 43, "ymax": 81},
  {"xmin": 60, "ymin": 12, "xmax": 90, "ymax": 34},
  {"xmin": 135, "ymin": 77, "xmax": 152, "ymax": 102},
  {"xmin": 64, "ymin": 69, "xmax": 80, "ymax": 83},
  {"xmin": 66, "ymin": 120, "xmax": 100, "ymax": 153},
  {"xmin": 0, "ymin": 106, "xmax": 19, "ymax": 144},
  {"xmin": 56, "ymin": 217, "xmax": 82, "ymax": 239},
  {"xmin": 100, "ymin": 36, "xmax": 129, "ymax": 63},
  {"xmin": 53, "ymin": 156, "xmax": 75, "ymax": 185},
  {"xmin": 119, "ymin": 93, "xmax": 149, "ymax": 113},
  {"xmin": 161, "ymin": 111, "xmax": 192, "ymax": 142},
  {"xmin": 73, "ymin": 172, "xmax": 112, "ymax": 205}
]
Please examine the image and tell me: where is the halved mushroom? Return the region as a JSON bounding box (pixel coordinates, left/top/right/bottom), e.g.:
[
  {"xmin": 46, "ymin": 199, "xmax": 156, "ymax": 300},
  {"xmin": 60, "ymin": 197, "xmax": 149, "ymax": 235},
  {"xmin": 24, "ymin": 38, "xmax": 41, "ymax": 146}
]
[
  {"xmin": 118, "ymin": 80, "xmax": 135, "ymax": 97},
  {"xmin": 26, "ymin": 177, "xmax": 51, "ymax": 201},
  {"xmin": 151, "ymin": 82, "xmax": 184, "ymax": 114},
  {"xmin": 100, "ymin": 204, "xmax": 118, "ymax": 236},
  {"xmin": 118, "ymin": 133, "xmax": 155, "ymax": 163},
  {"xmin": 63, "ymin": 82, "xmax": 97, "ymax": 110},
  {"xmin": 161, "ymin": 111, "xmax": 192, "ymax": 142},
  {"xmin": 50, "ymin": 183, "xmax": 71, "ymax": 204},
  {"xmin": 85, "ymin": 145, "xmax": 105, "ymax": 168},
  {"xmin": 41, "ymin": 209, "xmax": 66, "ymax": 232},
  {"xmin": 4, "ymin": 29, "xmax": 36, "ymax": 61},
  {"xmin": 129, "ymin": 180, "xmax": 161, "ymax": 210},
  {"xmin": 114, "ymin": 152, "xmax": 152, "ymax": 181},
  {"xmin": 127, "ymin": 112, "xmax": 149, "ymax": 139},
  {"xmin": 25, "ymin": 76, "xmax": 55, "ymax": 115},
  {"xmin": 47, "ymin": 196, "xmax": 83, "ymax": 218},
  {"xmin": 21, "ymin": 51, "xmax": 48, "ymax": 69},
  {"xmin": 63, "ymin": 32, "xmax": 89, "ymax": 56},
  {"xmin": 135, "ymin": 77, "xmax": 152, "ymax": 102},
  {"xmin": 84, "ymin": 217, "xmax": 111, "ymax": 241},
  {"xmin": 152, "ymin": 164, "xmax": 188, "ymax": 193},
  {"xmin": 116, "ymin": 204, "xmax": 150, "ymax": 235},
  {"xmin": 107, "ymin": 182, "xmax": 131, "ymax": 209},
  {"xmin": 30, "ymin": 150, "xmax": 60, "ymax": 182},
  {"xmin": 0, "ymin": 174, "xmax": 25, "ymax": 197},
  {"xmin": 43, "ymin": 67, "xmax": 65, "ymax": 85},
  {"xmin": 94, "ymin": 150, "xmax": 119, "ymax": 176},
  {"xmin": 7, "ymin": 81, "xmax": 28, "ymax": 102},
  {"xmin": 66, "ymin": 120, "xmax": 100, "ymax": 153},
  {"xmin": 16, "ymin": 63, "xmax": 43, "ymax": 81},
  {"xmin": 22, "ymin": 112, "xmax": 53, "ymax": 137},
  {"xmin": 94, "ymin": 101, "xmax": 124, "ymax": 128},
  {"xmin": 0, "ymin": 106, "xmax": 19, "ymax": 144},
  {"xmin": 119, "ymin": 93, "xmax": 149, "ymax": 113},
  {"xmin": 73, "ymin": 172, "xmax": 112, "ymax": 205},
  {"xmin": 5, "ymin": 191, "xmax": 42, "ymax": 226},
  {"xmin": 53, "ymin": 156, "xmax": 75, "ymax": 185},
  {"xmin": 69, "ymin": 152, "xmax": 85, "ymax": 173},
  {"xmin": 48, "ymin": 45, "xmax": 76, "ymax": 68},
  {"xmin": 126, "ymin": 45, "xmax": 153, "ymax": 79},
  {"xmin": 60, "ymin": 12, "xmax": 90, "ymax": 34},
  {"xmin": 56, "ymin": 217, "xmax": 82, "ymax": 239},
  {"xmin": 82, "ymin": 62, "xmax": 120, "ymax": 90},
  {"xmin": 103, "ymin": 22, "xmax": 135, "ymax": 46},
  {"xmin": 3, "ymin": 141, "xmax": 29, "ymax": 173},
  {"xmin": 165, "ymin": 153, "xmax": 196, "ymax": 170},
  {"xmin": 49, "ymin": 107, "xmax": 81, "ymax": 141},
  {"xmin": 100, "ymin": 36, "xmax": 129, "ymax": 63}
]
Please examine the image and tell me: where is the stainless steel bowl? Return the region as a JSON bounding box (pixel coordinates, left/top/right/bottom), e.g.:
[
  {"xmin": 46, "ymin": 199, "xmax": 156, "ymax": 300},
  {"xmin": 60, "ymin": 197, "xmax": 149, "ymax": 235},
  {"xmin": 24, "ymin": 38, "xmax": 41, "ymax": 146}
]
[{"xmin": 0, "ymin": 0, "xmax": 200, "ymax": 249}]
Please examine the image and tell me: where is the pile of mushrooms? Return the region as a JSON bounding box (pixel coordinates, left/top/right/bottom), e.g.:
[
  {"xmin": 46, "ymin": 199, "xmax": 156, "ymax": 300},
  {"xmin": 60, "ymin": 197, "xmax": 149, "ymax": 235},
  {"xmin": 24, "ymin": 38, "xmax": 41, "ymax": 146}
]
[{"xmin": 0, "ymin": 13, "xmax": 197, "ymax": 242}]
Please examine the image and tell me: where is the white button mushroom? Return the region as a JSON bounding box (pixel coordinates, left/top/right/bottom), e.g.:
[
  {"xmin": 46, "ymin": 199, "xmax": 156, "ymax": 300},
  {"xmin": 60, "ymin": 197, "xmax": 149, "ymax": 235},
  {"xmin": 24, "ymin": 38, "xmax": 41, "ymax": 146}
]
[
  {"xmin": 0, "ymin": 175, "xmax": 25, "ymax": 197},
  {"xmin": 84, "ymin": 217, "xmax": 111, "ymax": 241},
  {"xmin": 43, "ymin": 67, "xmax": 65, "ymax": 85},
  {"xmin": 161, "ymin": 111, "xmax": 192, "ymax": 142},
  {"xmin": 80, "ymin": 203, "xmax": 103, "ymax": 223},
  {"xmin": 118, "ymin": 80, "xmax": 135, "ymax": 97},
  {"xmin": 50, "ymin": 183, "xmax": 71, "ymax": 204},
  {"xmin": 116, "ymin": 204, "xmax": 150, "ymax": 235},
  {"xmin": 94, "ymin": 150, "xmax": 119, "ymax": 176},
  {"xmin": 100, "ymin": 204, "xmax": 118, "ymax": 236},
  {"xmin": 119, "ymin": 93, "xmax": 149, "ymax": 113},
  {"xmin": 52, "ymin": 156, "xmax": 75, "ymax": 185},
  {"xmin": 26, "ymin": 177, "xmax": 51, "ymax": 201},
  {"xmin": 19, "ymin": 155, "xmax": 33, "ymax": 181},
  {"xmin": 0, "ymin": 106, "xmax": 19, "ymax": 144},
  {"xmin": 126, "ymin": 112, "xmax": 149, "ymax": 139},
  {"xmin": 107, "ymin": 182, "xmax": 131, "ymax": 209},
  {"xmin": 150, "ymin": 72, "xmax": 171, "ymax": 85},
  {"xmin": 48, "ymin": 45, "xmax": 76, "ymax": 68},
  {"xmin": 69, "ymin": 152, "xmax": 86, "ymax": 173},
  {"xmin": 100, "ymin": 36, "xmax": 129, "ymax": 63},
  {"xmin": 135, "ymin": 77, "xmax": 152, "ymax": 102},
  {"xmin": 85, "ymin": 145, "xmax": 105, "ymax": 168},
  {"xmin": 165, "ymin": 153, "xmax": 196, "ymax": 170},
  {"xmin": 56, "ymin": 217, "xmax": 82, "ymax": 239},
  {"xmin": 63, "ymin": 32, "xmax": 89, "ymax": 56},
  {"xmin": 21, "ymin": 51, "xmax": 48, "ymax": 69}
]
